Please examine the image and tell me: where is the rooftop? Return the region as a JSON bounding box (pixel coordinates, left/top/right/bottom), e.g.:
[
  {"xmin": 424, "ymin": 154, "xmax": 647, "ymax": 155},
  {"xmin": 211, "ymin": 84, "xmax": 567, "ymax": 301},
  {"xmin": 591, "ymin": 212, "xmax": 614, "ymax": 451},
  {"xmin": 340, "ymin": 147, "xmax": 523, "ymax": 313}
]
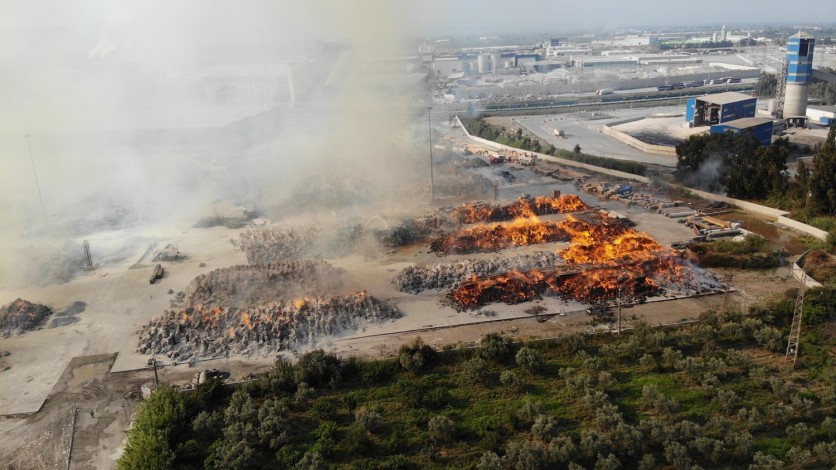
[
  {"xmin": 716, "ymin": 117, "xmax": 773, "ymax": 129},
  {"xmin": 789, "ymin": 31, "xmax": 815, "ymax": 39},
  {"xmin": 698, "ymin": 91, "xmax": 755, "ymax": 105},
  {"xmin": 808, "ymin": 105, "xmax": 836, "ymax": 113}
]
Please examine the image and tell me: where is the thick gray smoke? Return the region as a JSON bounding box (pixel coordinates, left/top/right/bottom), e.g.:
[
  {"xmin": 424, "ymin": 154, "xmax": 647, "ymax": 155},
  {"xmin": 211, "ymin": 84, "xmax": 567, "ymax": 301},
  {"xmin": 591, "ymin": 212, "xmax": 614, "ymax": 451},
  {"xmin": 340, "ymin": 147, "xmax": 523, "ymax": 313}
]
[{"xmin": 0, "ymin": 0, "xmax": 434, "ymax": 288}]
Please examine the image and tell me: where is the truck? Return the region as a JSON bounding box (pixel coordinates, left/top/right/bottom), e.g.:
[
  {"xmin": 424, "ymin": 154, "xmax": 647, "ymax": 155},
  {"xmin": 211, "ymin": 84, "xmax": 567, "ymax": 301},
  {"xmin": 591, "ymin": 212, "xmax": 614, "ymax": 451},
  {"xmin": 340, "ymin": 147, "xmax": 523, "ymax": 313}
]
[
  {"xmin": 489, "ymin": 154, "xmax": 506, "ymax": 165},
  {"xmin": 518, "ymin": 154, "xmax": 536, "ymax": 166}
]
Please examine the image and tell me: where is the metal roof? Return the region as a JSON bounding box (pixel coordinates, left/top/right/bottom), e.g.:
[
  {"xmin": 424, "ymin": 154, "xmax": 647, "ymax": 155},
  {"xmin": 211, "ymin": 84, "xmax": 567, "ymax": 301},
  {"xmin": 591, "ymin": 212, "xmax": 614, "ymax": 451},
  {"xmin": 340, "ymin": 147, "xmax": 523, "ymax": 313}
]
[
  {"xmin": 789, "ymin": 31, "xmax": 815, "ymax": 39},
  {"xmin": 716, "ymin": 117, "xmax": 773, "ymax": 129},
  {"xmin": 808, "ymin": 105, "xmax": 836, "ymax": 114},
  {"xmin": 698, "ymin": 91, "xmax": 755, "ymax": 105}
]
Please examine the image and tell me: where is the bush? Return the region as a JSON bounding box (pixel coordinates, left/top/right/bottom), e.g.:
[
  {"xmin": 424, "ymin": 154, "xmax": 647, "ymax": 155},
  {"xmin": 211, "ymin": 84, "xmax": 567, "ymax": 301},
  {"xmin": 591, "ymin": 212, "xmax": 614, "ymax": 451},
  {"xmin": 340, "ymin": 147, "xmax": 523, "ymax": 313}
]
[
  {"xmin": 355, "ymin": 407, "xmax": 382, "ymax": 433},
  {"xmin": 500, "ymin": 370, "xmax": 522, "ymax": 389},
  {"xmin": 428, "ymin": 415, "xmax": 455, "ymax": 444},
  {"xmin": 118, "ymin": 386, "xmax": 189, "ymax": 470},
  {"xmin": 295, "ymin": 350, "xmax": 343, "ymax": 388},
  {"xmin": 479, "ymin": 333, "xmax": 512, "ymax": 362},
  {"xmin": 516, "ymin": 347, "xmax": 544, "ymax": 373},
  {"xmin": 462, "ymin": 357, "xmax": 488, "ymax": 384},
  {"xmin": 398, "ymin": 338, "xmax": 438, "ymax": 373}
]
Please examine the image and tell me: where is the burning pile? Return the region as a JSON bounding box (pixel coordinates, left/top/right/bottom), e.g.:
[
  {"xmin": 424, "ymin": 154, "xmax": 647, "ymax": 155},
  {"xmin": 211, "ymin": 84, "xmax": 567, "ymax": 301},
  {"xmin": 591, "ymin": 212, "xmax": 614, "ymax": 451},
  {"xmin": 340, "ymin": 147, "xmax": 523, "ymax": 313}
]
[
  {"xmin": 430, "ymin": 216, "xmax": 571, "ymax": 255},
  {"xmin": 393, "ymin": 251, "xmax": 564, "ymax": 293},
  {"xmin": 430, "ymin": 211, "xmax": 723, "ymax": 310},
  {"xmin": 452, "ymin": 195, "xmax": 588, "ymax": 223},
  {"xmin": 138, "ymin": 292, "xmax": 401, "ymax": 360},
  {"xmin": 1, "ymin": 298, "xmax": 52, "ymax": 337},
  {"xmin": 179, "ymin": 261, "xmax": 343, "ymax": 309}
]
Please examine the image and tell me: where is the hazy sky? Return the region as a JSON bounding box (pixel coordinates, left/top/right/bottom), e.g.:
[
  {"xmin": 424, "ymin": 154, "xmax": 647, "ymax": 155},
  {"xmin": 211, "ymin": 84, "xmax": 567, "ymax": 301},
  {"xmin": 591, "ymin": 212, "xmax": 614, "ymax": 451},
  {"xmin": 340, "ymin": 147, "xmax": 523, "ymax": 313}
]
[{"xmin": 1, "ymin": 0, "xmax": 834, "ymax": 42}]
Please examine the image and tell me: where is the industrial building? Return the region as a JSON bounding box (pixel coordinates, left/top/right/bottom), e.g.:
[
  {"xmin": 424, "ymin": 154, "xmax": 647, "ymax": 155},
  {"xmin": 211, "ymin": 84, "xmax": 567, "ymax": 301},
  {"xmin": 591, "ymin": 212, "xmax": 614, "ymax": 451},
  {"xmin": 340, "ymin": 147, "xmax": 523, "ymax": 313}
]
[
  {"xmin": 783, "ymin": 31, "xmax": 815, "ymax": 119},
  {"xmin": 685, "ymin": 91, "xmax": 757, "ymax": 127},
  {"xmin": 807, "ymin": 105, "xmax": 836, "ymax": 126},
  {"xmin": 710, "ymin": 117, "xmax": 774, "ymax": 145}
]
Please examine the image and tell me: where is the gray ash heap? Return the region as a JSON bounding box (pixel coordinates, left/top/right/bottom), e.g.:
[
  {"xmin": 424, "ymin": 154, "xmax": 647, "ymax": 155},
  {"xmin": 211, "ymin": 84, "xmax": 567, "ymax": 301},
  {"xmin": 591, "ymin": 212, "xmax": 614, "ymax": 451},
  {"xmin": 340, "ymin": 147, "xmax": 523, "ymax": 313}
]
[
  {"xmin": 138, "ymin": 292, "xmax": 400, "ymax": 360},
  {"xmin": 1, "ymin": 298, "xmax": 52, "ymax": 337},
  {"xmin": 393, "ymin": 251, "xmax": 564, "ymax": 293},
  {"xmin": 178, "ymin": 261, "xmax": 343, "ymax": 308},
  {"xmin": 238, "ymin": 225, "xmax": 360, "ymax": 263}
]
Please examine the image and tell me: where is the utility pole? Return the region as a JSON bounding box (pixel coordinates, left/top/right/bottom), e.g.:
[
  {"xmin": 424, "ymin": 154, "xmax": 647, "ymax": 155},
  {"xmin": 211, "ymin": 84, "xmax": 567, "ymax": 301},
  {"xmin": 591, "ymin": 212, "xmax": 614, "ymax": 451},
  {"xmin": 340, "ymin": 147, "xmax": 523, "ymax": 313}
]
[
  {"xmin": 24, "ymin": 134, "xmax": 48, "ymax": 225},
  {"xmin": 786, "ymin": 274, "xmax": 807, "ymax": 367},
  {"xmin": 427, "ymin": 106, "xmax": 434, "ymax": 201}
]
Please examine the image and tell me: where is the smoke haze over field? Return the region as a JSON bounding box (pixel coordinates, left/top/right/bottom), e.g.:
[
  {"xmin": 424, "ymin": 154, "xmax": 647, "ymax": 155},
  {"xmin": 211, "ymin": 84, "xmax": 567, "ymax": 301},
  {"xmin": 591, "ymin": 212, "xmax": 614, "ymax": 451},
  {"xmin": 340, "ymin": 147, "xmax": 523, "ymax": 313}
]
[{"xmin": 0, "ymin": 0, "xmax": 433, "ymax": 288}]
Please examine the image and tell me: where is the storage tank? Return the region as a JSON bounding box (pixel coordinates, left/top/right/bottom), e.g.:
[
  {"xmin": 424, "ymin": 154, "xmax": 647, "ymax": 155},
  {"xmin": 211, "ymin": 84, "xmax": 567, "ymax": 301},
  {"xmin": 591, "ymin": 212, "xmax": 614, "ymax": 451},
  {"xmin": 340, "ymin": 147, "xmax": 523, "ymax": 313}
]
[
  {"xmin": 477, "ymin": 54, "xmax": 490, "ymax": 74},
  {"xmin": 783, "ymin": 31, "xmax": 815, "ymax": 118},
  {"xmin": 490, "ymin": 53, "xmax": 501, "ymax": 73}
]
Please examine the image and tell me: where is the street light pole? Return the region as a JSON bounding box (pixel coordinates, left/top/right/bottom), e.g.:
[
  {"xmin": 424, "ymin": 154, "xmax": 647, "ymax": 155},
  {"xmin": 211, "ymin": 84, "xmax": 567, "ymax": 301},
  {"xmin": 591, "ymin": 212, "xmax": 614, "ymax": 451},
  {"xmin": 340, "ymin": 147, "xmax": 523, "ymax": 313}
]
[
  {"xmin": 427, "ymin": 106, "xmax": 434, "ymax": 202},
  {"xmin": 23, "ymin": 134, "xmax": 48, "ymax": 225},
  {"xmin": 616, "ymin": 284, "xmax": 622, "ymax": 335}
]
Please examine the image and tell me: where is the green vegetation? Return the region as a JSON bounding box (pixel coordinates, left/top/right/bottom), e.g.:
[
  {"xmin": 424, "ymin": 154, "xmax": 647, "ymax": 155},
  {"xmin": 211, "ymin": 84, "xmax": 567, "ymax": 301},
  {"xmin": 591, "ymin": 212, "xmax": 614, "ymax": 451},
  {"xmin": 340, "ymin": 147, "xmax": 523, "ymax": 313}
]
[
  {"xmin": 810, "ymin": 67, "xmax": 836, "ymax": 106},
  {"xmin": 119, "ymin": 290, "xmax": 836, "ymax": 469},
  {"xmin": 688, "ymin": 234, "xmax": 782, "ymax": 269},
  {"xmin": 754, "ymin": 72, "xmax": 778, "ymax": 98},
  {"xmin": 676, "ymin": 126, "xmax": 836, "ymax": 243},
  {"xmin": 675, "ymin": 132, "xmax": 790, "ymax": 199},
  {"xmin": 459, "ymin": 116, "xmax": 648, "ymax": 176}
]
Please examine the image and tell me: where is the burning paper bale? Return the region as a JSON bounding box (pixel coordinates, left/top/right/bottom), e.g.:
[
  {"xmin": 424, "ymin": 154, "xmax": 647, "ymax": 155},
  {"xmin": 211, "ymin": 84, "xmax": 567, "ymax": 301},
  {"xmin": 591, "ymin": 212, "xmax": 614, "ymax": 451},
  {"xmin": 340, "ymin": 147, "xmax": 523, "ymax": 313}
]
[
  {"xmin": 430, "ymin": 208, "xmax": 725, "ymax": 310},
  {"xmin": 138, "ymin": 292, "xmax": 401, "ymax": 360},
  {"xmin": 180, "ymin": 261, "xmax": 343, "ymax": 308},
  {"xmin": 430, "ymin": 216, "xmax": 571, "ymax": 255},
  {"xmin": 0, "ymin": 299, "xmax": 52, "ymax": 337},
  {"xmin": 393, "ymin": 251, "xmax": 564, "ymax": 293},
  {"xmin": 452, "ymin": 195, "xmax": 588, "ymax": 224}
]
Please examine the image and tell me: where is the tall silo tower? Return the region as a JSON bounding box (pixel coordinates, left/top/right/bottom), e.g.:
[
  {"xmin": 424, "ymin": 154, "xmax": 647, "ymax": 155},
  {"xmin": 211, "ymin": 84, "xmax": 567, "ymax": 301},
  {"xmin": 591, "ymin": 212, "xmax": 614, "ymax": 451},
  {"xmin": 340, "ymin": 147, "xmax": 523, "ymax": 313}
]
[{"xmin": 783, "ymin": 31, "xmax": 815, "ymax": 119}]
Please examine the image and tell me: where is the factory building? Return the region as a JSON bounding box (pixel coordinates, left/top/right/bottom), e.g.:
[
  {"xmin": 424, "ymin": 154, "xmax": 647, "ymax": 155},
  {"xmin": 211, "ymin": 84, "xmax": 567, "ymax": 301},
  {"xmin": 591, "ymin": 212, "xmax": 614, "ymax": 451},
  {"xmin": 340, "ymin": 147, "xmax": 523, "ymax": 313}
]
[
  {"xmin": 685, "ymin": 92, "xmax": 757, "ymax": 127},
  {"xmin": 807, "ymin": 105, "xmax": 836, "ymax": 125},
  {"xmin": 784, "ymin": 31, "xmax": 815, "ymax": 119},
  {"xmin": 710, "ymin": 118, "xmax": 774, "ymax": 145}
]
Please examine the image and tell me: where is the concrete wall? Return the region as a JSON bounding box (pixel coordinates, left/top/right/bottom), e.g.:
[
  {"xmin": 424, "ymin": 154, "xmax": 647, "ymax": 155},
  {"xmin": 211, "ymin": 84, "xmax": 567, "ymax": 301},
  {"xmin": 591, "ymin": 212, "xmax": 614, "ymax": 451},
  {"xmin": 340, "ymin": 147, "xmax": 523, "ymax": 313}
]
[
  {"xmin": 452, "ymin": 69, "xmax": 760, "ymax": 99},
  {"xmin": 792, "ymin": 251, "xmax": 823, "ymax": 288},
  {"xmin": 601, "ymin": 119, "xmax": 679, "ymax": 157},
  {"xmin": 455, "ymin": 114, "xmax": 828, "ymax": 241}
]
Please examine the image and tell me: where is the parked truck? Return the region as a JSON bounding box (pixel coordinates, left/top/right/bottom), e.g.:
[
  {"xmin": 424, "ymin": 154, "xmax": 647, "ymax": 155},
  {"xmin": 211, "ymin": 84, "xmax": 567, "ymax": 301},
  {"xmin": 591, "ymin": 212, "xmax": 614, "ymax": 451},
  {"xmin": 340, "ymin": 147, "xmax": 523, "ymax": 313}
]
[{"xmin": 518, "ymin": 154, "xmax": 536, "ymax": 166}]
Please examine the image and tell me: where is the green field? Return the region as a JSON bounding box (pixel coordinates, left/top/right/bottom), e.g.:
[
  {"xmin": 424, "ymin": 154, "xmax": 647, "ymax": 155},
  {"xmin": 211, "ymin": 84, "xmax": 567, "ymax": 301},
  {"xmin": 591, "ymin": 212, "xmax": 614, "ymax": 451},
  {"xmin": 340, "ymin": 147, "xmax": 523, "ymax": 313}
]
[{"xmin": 118, "ymin": 288, "xmax": 835, "ymax": 469}]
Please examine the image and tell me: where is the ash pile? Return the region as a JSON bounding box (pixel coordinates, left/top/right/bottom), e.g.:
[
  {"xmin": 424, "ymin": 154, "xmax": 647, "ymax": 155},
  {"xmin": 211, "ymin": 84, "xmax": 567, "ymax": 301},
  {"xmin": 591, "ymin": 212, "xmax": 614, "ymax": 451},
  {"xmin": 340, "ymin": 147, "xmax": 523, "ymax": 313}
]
[
  {"xmin": 138, "ymin": 292, "xmax": 401, "ymax": 360},
  {"xmin": 393, "ymin": 251, "xmax": 563, "ymax": 293},
  {"xmin": 176, "ymin": 261, "xmax": 343, "ymax": 309},
  {"xmin": 1, "ymin": 298, "xmax": 52, "ymax": 337},
  {"xmin": 238, "ymin": 224, "xmax": 362, "ymax": 263}
]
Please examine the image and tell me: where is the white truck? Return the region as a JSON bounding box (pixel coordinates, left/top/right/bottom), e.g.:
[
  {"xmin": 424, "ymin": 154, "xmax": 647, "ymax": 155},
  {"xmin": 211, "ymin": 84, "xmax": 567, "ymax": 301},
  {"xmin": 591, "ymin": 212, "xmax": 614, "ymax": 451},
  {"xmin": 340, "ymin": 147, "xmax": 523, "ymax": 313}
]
[{"xmin": 518, "ymin": 154, "xmax": 536, "ymax": 166}]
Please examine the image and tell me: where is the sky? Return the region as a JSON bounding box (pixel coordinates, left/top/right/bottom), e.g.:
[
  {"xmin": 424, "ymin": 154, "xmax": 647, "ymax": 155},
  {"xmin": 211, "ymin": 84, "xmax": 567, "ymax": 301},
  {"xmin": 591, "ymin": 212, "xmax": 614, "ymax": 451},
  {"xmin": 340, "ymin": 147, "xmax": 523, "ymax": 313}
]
[{"xmin": 1, "ymin": 0, "xmax": 835, "ymax": 43}]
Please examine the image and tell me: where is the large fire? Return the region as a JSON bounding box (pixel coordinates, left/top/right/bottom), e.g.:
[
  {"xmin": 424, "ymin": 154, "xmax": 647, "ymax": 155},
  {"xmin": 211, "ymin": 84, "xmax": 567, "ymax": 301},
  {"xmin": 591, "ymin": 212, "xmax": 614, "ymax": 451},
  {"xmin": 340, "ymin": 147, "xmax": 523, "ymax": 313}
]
[
  {"xmin": 452, "ymin": 194, "xmax": 588, "ymax": 224},
  {"xmin": 430, "ymin": 215, "xmax": 571, "ymax": 255},
  {"xmin": 444, "ymin": 211, "xmax": 714, "ymax": 310}
]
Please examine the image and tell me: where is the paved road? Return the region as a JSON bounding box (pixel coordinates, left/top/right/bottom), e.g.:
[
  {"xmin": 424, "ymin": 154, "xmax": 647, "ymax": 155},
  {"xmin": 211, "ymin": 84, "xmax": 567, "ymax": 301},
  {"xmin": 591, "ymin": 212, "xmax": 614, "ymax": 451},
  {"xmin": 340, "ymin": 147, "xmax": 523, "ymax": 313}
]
[{"xmin": 513, "ymin": 106, "xmax": 687, "ymax": 167}]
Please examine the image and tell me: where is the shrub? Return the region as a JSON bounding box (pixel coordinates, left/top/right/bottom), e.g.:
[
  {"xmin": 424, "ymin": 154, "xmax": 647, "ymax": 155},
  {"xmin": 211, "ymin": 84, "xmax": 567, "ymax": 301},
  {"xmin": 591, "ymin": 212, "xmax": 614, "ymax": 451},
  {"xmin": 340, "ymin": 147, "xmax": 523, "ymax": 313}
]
[
  {"xmin": 428, "ymin": 415, "xmax": 455, "ymax": 444},
  {"xmin": 355, "ymin": 407, "xmax": 382, "ymax": 433},
  {"xmin": 479, "ymin": 333, "xmax": 512, "ymax": 361},
  {"xmin": 295, "ymin": 350, "xmax": 343, "ymax": 388},
  {"xmin": 462, "ymin": 357, "xmax": 488, "ymax": 384},
  {"xmin": 398, "ymin": 338, "xmax": 438, "ymax": 373},
  {"xmin": 516, "ymin": 347, "xmax": 544, "ymax": 373}
]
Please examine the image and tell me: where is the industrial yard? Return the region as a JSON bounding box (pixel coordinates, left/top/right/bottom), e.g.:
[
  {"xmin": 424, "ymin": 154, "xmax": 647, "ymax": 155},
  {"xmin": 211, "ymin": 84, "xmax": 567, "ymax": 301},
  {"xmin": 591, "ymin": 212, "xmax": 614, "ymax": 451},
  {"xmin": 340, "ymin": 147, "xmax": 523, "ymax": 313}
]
[{"xmin": 2, "ymin": 4, "xmax": 836, "ymax": 469}]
